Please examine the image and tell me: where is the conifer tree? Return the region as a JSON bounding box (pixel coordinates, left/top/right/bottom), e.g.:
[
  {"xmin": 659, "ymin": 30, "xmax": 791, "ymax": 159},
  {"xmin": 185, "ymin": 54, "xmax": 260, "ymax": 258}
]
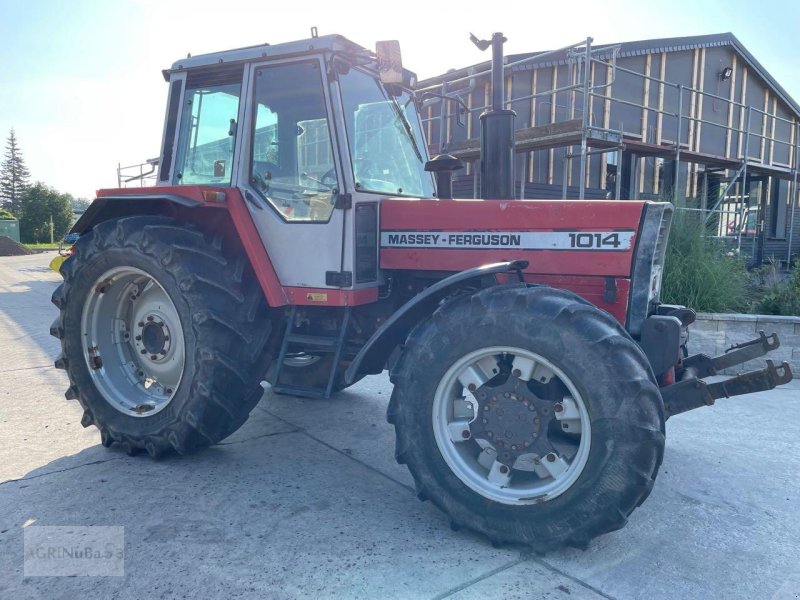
[{"xmin": 0, "ymin": 129, "xmax": 32, "ymax": 215}]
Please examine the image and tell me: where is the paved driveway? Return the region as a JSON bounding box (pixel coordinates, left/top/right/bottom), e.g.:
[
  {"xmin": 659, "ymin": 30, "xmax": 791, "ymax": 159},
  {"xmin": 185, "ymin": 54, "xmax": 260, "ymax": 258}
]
[{"xmin": 1, "ymin": 252, "xmax": 798, "ymax": 599}]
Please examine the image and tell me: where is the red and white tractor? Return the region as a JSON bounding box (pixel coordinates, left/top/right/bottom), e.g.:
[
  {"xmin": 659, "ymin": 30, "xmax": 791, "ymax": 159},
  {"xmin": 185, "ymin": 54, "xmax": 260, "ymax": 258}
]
[{"xmin": 50, "ymin": 32, "xmax": 792, "ymax": 549}]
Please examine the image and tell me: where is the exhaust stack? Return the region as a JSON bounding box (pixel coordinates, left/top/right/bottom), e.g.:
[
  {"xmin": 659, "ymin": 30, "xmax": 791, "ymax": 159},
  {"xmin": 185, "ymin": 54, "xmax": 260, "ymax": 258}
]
[{"xmin": 471, "ymin": 32, "xmax": 516, "ymax": 200}]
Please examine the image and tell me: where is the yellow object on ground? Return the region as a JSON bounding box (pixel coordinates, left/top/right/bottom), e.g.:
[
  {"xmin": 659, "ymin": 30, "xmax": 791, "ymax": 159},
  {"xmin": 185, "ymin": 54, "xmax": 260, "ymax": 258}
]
[{"xmin": 49, "ymin": 254, "xmax": 66, "ymax": 273}]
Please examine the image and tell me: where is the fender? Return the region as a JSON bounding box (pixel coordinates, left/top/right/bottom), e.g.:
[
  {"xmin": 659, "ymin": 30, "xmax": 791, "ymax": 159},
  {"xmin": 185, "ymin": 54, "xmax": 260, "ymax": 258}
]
[
  {"xmin": 69, "ymin": 187, "xmax": 289, "ymax": 307},
  {"xmin": 71, "ymin": 190, "xmax": 209, "ymax": 235},
  {"xmin": 343, "ymin": 260, "xmax": 528, "ymax": 385}
]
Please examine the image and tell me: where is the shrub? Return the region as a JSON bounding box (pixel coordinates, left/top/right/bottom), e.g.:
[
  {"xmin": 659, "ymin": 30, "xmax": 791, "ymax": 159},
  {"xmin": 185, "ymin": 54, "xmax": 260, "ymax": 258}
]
[
  {"xmin": 755, "ymin": 262, "xmax": 800, "ymax": 316},
  {"xmin": 0, "ymin": 208, "xmax": 15, "ymax": 220},
  {"xmin": 660, "ymin": 210, "xmax": 751, "ymax": 312}
]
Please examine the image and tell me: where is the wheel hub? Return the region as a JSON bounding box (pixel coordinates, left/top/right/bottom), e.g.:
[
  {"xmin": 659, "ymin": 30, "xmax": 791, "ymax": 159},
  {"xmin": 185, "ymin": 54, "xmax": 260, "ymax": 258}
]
[
  {"xmin": 471, "ymin": 376, "xmax": 557, "ymax": 464},
  {"xmin": 134, "ymin": 314, "xmax": 172, "ymax": 362}
]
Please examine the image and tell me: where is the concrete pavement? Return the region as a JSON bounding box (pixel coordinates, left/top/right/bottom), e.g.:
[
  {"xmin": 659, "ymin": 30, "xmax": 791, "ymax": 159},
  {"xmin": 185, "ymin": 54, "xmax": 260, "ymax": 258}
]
[{"xmin": 0, "ymin": 252, "xmax": 798, "ymax": 599}]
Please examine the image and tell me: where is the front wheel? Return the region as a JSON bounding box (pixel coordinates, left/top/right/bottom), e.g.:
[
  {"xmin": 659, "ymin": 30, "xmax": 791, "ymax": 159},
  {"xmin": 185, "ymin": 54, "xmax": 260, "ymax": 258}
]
[{"xmin": 388, "ymin": 284, "xmax": 665, "ymax": 550}]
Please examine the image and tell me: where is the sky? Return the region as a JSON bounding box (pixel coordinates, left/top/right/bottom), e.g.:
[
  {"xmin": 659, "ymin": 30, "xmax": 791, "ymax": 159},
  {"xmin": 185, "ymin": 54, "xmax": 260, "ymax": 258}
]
[{"xmin": 1, "ymin": 0, "xmax": 798, "ymax": 199}]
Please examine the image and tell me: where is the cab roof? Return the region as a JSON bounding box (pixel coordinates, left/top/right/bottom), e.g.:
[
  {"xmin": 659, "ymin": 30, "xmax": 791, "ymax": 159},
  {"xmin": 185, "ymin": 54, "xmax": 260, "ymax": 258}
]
[{"xmin": 163, "ymin": 34, "xmax": 369, "ymax": 81}]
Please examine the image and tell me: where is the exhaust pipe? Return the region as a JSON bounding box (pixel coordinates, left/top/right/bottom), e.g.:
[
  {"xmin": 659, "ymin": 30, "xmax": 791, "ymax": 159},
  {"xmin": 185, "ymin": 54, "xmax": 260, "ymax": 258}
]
[{"xmin": 472, "ymin": 32, "xmax": 516, "ymax": 200}]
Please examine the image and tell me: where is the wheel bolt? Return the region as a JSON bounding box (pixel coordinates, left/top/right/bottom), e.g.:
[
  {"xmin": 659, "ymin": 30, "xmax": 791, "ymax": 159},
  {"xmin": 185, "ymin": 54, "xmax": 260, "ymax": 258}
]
[
  {"xmin": 512, "ymin": 369, "xmax": 521, "ymax": 377},
  {"xmin": 147, "ymin": 316, "xmax": 154, "ymax": 322},
  {"xmin": 160, "ymin": 350, "xmax": 167, "ymax": 356},
  {"xmin": 166, "ymin": 388, "xmax": 173, "ymax": 394},
  {"xmin": 135, "ymin": 335, "xmax": 142, "ymax": 341},
  {"xmin": 554, "ymin": 403, "xmax": 564, "ymax": 413},
  {"xmin": 546, "ymin": 453, "xmax": 556, "ymax": 462},
  {"xmin": 467, "ymin": 383, "xmax": 476, "ymax": 392},
  {"xmin": 461, "ymin": 430, "xmax": 470, "ymax": 439},
  {"xmin": 150, "ymin": 355, "xmax": 158, "ymax": 360},
  {"xmin": 138, "ymin": 322, "xmax": 144, "ymax": 327},
  {"xmin": 164, "ymin": 336, "xmax": 169, "ymax": 342},
  {"xmin": 140, "ymin": 349, "xmax": 147, "ymax": 355},
  {"xmin": 499, "ymin": 465, "xmax": 509, "ymax": 474}
]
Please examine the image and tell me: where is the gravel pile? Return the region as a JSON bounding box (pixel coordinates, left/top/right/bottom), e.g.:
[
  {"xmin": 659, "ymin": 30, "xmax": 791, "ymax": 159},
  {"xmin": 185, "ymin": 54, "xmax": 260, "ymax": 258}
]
[{"xmin": 0, "ymin": 235, "xmax": 33, "ymax": 256}]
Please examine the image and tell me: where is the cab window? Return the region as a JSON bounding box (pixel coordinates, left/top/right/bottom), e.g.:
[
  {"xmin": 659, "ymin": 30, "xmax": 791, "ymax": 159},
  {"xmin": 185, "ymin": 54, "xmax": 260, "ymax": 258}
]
[
  {"xmin": 174, "ymin": 82, "xmax": 241, "ymax": 185},
  {"xmin": 250, "ymin": 61, "xmax": 339, "ymax": 222}
]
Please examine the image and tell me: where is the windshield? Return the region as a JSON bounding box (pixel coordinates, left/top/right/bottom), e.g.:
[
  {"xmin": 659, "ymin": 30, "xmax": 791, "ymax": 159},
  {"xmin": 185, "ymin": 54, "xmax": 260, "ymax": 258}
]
[{"xmin": 338, "ymin": 68, "xmax": 434, "ymax": 198}]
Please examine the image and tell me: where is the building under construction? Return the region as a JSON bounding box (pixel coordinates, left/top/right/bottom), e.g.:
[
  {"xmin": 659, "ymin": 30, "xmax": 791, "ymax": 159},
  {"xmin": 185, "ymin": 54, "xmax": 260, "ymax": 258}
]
[{"xmin": 418, "ymin": 33, "xmax": 800, "ymax": 267}]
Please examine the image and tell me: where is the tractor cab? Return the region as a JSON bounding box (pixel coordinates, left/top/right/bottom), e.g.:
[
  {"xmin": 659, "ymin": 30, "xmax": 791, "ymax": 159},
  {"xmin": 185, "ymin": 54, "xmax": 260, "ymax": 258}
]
[{"xmin": 157, "ymin": 34, "xmax": 433, "ymax": 289}]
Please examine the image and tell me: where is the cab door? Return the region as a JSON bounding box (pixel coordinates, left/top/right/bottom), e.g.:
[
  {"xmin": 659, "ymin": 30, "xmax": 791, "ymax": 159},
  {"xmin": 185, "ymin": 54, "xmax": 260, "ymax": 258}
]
[{"xmin": 235, "ymin": 57, "xmax": 347, "ymax": 290}]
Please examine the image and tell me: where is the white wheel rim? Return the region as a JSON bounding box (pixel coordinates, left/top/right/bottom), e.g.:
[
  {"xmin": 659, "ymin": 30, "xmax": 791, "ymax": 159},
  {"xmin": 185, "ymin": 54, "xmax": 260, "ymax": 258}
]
[
  {"xmin": 80, "ymin": 266, "xmax": 185, "ymax": 417},
  {"xmin": 432, "ymin": 346, "xmax": 591, "ymax": 505}
]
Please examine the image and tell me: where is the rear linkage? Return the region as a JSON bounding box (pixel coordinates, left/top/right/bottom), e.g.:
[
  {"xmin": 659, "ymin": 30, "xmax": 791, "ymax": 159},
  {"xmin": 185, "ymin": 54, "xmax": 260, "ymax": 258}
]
[{"xmin": 663, "ymin": 331, "xmax": 793, "ymax": 419}]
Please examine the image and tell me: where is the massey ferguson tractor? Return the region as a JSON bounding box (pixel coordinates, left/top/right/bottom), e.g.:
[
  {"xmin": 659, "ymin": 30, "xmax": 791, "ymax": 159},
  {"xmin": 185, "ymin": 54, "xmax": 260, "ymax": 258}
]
[{"xmin": 50, "ymin": 31, "xmax": 792, "ymax": 550}]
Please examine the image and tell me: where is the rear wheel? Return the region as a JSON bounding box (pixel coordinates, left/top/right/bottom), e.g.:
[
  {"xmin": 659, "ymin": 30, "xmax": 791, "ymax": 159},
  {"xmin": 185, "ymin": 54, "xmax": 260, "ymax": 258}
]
[
  {"xmin": 389, "ymin": 284, "xmax": 665, "ymax": 550},
  {"xmin": 51, "ymin": 216, "xmax": 275, "ymax": 457}
]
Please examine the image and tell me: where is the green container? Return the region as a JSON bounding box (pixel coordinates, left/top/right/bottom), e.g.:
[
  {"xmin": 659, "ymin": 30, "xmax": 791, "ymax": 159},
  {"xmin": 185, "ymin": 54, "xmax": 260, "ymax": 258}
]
[{"xmin": 0, "ymin": 220, "xmax": 20, "ymax": 242}]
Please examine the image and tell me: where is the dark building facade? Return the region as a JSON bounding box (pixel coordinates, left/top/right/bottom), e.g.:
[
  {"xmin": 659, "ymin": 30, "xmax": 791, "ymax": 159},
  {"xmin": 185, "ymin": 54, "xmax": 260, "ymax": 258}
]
[{"xmin": 418, "ymin": 33, "xmax": 800, "ymax": 266}]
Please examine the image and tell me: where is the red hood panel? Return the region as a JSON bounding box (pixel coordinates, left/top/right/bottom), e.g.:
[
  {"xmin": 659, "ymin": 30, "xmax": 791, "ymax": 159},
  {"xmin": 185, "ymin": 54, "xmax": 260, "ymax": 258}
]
[{"xmin": 379, "ymin": 199, "xmax": 645, "ymax": 277}]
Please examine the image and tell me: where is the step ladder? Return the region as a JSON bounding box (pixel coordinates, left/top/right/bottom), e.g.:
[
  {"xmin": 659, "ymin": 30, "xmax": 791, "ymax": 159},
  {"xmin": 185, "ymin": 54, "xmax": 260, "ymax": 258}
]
[{"xmin": 270, "ymin": 306, "xmax": 351, "ymax": 399}]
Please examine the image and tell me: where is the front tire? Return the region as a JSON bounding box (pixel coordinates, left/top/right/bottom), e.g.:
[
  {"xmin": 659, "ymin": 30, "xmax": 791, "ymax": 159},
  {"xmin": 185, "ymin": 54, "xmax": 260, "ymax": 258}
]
[
  {"xmin": 51, "ymin": 216, "xmax": 275, "ymax": 457},
  {"xmin": 389, "ymin": 284, "xmax": 665, "ymax": 550}
]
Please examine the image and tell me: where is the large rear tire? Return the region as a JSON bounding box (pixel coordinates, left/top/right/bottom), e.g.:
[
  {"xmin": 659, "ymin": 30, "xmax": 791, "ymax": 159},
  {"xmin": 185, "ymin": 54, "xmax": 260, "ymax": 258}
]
[
  {"xmin": 388, "ymin": 284, "xmax": 665, "ymax": 550},
  {"xmin": 51, "ymin": 216, "xmax": 275, "ymax": 457}
]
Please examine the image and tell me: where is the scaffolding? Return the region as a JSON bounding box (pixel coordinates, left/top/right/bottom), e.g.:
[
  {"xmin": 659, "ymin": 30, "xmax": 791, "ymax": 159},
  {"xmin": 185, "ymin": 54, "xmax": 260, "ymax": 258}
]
[{"xmin": 418, "ymin": 37, "xmax": 800, "ymax": 265}]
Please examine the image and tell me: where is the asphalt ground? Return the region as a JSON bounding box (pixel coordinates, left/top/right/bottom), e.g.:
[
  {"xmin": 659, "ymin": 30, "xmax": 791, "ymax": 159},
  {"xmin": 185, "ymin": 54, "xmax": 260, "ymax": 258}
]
[{"xmin": 1, "ymin": 252, "xmax": 798, "ymax": 599}]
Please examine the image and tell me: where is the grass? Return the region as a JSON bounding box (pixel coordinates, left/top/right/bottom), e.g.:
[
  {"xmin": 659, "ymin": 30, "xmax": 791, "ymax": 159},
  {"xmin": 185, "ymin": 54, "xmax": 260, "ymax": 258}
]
[
  {"xmin": 24, "ymin": 242, "xmax": 61, "ymax": 251},
  {"xmin": 753, "ymin": 261, "xmax": 800, "ymax": 316},
  {"xmin": 661, "ymin": 210, "xmax": 752, "ymax": 313}
]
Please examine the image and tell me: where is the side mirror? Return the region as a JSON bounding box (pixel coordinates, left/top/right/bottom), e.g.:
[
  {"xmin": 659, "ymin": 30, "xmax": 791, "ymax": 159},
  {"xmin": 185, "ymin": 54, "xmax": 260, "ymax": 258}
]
[{"xmin": 425, "ymin": 154, "xmax": 464, "ymax": 200}]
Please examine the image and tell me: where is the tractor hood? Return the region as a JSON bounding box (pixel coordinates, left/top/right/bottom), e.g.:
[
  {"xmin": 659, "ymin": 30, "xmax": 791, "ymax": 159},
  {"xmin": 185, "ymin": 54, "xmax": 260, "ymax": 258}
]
[{"xmin": 378, "ymin": 198, "xmax": 672, "ymax": 331}]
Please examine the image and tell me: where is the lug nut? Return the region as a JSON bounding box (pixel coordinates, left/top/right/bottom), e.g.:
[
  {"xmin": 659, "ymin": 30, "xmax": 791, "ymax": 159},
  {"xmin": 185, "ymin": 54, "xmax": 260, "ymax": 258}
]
[
  {"xmin": 150, "ymin": 354, "xmax": 158, "ymax": 360},
  {"xmin": 499, "ymin": 465, "xmax": 509, "ymax": 474},
  {"xmin": 512, "ymin": 369, "xmax": 521, "ymax": 377},
  {"xmin": 467, "ymin": 383, "xmax": 476, "ymax": 392},
  {"xmin": 554, "ymin": 403, "xmax": 564, "ymax": 413},
  {"xmin": 546, "ymin": 453, "xmax": 556, "ymax": 462},
  {"xmin": 138, "ymin": 322, "xmax": 144, "ymax": 327},
  {"xmin": 147, "ymin": 316, "xmax": 154, "ymax": 322},
  {"xmin": 135, "ymin": 335, "xmax": 142, "ymax": 341},
  {"xmin": 461, "ymin": 430, "xmax": 470, "ymax": 439},
  {"xmin": 140, "ymin": 349, "xmax": 147, "ymax": 355},
  {"xmin": 160, "ymin": 350, "xmax": 167, "ymax": 356}
]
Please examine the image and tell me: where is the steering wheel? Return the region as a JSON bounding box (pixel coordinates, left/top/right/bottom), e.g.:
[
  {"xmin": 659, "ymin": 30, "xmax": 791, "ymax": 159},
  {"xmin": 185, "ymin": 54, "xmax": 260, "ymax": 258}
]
[{"xmin": 301, "ymin": 168, "xmax": 338, "ymax": 191}]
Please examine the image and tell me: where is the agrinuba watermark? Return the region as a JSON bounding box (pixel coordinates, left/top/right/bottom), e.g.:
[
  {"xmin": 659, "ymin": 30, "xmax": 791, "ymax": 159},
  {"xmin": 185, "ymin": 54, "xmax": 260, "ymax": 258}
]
[{"xmin": 23, "ymin": 526, "xmax": 124, "ymax": 576}]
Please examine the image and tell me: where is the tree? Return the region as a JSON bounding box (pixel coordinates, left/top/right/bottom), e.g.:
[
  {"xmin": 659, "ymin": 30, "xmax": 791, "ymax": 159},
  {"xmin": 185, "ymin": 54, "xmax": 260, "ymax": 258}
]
[
  {"xmin": 71, "ymin": 196, "xmax": 92, "ymax": 213},
  {"xmin": 0, "ymin": 129, "xmax": 32, "ymax": 215},
  {"xmin": 18, "ymin": 183, "xmax": 73, "ymax": 244}
]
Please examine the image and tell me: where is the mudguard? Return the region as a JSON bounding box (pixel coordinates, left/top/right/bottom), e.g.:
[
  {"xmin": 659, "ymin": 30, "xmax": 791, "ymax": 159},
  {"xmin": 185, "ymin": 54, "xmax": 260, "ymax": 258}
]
[{"xmin": 343, "ymin": 260, "xmax": 528, "ymax": 385}]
